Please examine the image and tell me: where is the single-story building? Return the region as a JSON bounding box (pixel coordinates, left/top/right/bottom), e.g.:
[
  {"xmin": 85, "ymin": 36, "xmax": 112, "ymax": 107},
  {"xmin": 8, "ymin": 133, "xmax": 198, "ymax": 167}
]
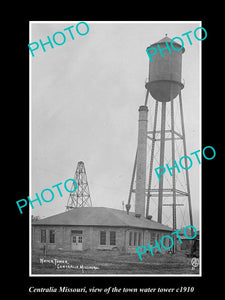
[{"xmin": 32, "ymin": 207, "xmax": 173, "ymax": 253}]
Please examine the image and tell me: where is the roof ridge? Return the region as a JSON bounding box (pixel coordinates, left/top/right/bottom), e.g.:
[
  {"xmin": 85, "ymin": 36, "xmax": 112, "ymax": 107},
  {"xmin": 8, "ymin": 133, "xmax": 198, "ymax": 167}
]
[
  {"xmin": 147, "ymin": 35, "xmax": 185, "ymax": 53},
  {"xmin": 32, "ymin": 207, "xmax": 173, "ymax": 231}
]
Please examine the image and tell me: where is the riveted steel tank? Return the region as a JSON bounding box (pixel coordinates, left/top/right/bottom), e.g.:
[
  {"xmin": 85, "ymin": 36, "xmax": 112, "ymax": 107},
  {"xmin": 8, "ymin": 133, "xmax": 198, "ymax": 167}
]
[{"xmin": 145, "ymin": 36, "xmax": 185, "ymax": 102}]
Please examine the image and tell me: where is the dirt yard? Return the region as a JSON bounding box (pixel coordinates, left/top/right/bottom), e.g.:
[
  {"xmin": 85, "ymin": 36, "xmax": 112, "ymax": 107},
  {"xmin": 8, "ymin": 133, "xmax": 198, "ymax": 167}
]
[{"xmin": 31, "ymin": 249, "xmax": 200, "ymax": 275}]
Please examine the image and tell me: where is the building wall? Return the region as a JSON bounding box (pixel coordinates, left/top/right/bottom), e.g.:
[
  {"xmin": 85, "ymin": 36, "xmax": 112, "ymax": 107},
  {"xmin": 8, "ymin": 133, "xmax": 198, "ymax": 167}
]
[
  {"xmin": 32, "ymin": 225, "xmax": 91, "ymax": 251},
  {"xmin": 32, "ymin": 225, "xmax": 172, "ymax": 253},
  {"xmin": 125, "ymin": 228, "xmax": 171, "ymax": 254},
  {"xmin": 91, "ymin": 226, "xmax": 125, "ymax": 251}
]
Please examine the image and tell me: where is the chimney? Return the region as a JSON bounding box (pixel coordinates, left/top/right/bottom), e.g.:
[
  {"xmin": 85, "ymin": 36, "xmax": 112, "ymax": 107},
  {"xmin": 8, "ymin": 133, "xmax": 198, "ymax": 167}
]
[{"xmin": 135, "ymin": 105, "xmax": 148, "ymax": 218}]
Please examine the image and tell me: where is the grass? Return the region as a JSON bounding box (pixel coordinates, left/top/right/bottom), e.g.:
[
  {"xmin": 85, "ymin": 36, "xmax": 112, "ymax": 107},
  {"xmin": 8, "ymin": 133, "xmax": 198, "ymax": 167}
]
[{"xmin": 31, "ymin": 248, "xmax": 200, "ymax": 275}]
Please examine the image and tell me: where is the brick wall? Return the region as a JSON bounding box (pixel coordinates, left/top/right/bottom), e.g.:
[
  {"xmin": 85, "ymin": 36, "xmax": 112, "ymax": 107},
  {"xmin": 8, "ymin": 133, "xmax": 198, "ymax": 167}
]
[{"xmin": 32, "ymin": 225, "xmax": 172, "ymax": 253}]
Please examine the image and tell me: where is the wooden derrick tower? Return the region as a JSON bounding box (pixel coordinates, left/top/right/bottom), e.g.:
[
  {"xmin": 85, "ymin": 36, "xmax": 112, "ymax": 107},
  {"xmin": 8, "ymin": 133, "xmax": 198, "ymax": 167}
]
[{"xmin": 66, "ymin": 161, "xmax": 92, "ymax": 210}]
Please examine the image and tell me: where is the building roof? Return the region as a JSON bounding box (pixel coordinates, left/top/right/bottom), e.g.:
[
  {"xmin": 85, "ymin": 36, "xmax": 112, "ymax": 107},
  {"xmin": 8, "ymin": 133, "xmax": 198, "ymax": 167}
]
[{"xmin": 32, "ymin": 207, "xmax": 173, "ymax": 232}]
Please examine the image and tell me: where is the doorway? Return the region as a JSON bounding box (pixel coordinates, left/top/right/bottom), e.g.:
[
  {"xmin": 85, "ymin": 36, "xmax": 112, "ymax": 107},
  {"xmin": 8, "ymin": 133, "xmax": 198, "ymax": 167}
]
[{"xmin": 71, "ymin": 234, "xmax": 83, "ymax": 251}]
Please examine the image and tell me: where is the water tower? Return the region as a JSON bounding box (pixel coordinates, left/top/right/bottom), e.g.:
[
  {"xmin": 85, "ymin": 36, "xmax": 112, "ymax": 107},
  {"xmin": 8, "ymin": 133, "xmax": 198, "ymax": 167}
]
[{"xmin": 126, "ymin": 35, "xmax": 194, "ymax": 238}]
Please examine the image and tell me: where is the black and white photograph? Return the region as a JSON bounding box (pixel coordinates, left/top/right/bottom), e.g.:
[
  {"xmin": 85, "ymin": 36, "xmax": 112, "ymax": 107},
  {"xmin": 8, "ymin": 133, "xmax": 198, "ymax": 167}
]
[{"xmin": 29, "ymin": 21, "xmax": 201, "ymax": 276}]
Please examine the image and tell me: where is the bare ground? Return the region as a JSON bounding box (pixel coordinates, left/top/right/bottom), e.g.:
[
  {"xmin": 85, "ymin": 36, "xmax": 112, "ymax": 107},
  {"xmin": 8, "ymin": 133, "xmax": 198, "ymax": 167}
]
[{"xmin": 31, "ymin": 248, "xmax": 200, "ymax": 275}]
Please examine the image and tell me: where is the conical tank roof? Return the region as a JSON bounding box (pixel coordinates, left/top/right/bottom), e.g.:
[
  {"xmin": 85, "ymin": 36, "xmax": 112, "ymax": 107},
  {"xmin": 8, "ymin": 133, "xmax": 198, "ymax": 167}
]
[
  {"xmin": 147, "ymin": 35, "xmax": 185, "ymax": 53},
  {"xmin": 155, "ymin": 36, "xmax": 173, "ymax": 44}
]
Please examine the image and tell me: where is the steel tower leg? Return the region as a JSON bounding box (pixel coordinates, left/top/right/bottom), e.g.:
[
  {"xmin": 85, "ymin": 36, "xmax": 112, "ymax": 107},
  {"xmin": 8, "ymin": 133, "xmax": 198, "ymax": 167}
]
[
  {"xmin": 179, "ymin": 91, "xmax": 194, "ymax": 232},
  {"xmin": 171, "ymin": 98, "xmax": 177, "ymax": 252},
  {"xmin": 126, "ymin": 150, "xmax": 137, "ymax": 214},
  {"xmin": 126, "ymin": 90, "xmax": 149, "ymax": 214},
  {"xmin": 158, "ymin": 101, "xmax": 166, "ymax": 223},
  {"xmin": 146, "ymin": 100, "xmax": 158, "ymax": 217}
]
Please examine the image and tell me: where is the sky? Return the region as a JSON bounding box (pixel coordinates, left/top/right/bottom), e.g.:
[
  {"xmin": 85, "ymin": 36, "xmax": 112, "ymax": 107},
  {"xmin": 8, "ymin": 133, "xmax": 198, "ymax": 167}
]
[{"xmin": 30, "ymin": 21, "xmax": 201, "ymax": 229}]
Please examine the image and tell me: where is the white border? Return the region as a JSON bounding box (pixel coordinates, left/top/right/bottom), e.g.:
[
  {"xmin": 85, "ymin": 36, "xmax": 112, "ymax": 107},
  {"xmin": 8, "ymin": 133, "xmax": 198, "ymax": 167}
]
[{"xmin": 29, "ymin": 20, "xmax": 202, "ymax": 277}]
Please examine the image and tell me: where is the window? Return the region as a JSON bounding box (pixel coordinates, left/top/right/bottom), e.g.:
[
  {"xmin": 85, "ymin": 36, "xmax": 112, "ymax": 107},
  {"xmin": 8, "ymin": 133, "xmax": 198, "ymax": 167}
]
[
  {"xmin": 49, "ymin": 230, "xmax": 55, "ymax": 243},
  {"xmin": 100, "ymin": 231, "xmax": 106, "ymax": 245},
  {"xmin": 134, "ymin": 232, "xmax": 137, "ymax": 246},
  {"xmin": 78, "ymin": 236, "xmax": 82, "ymax": 243},
  {"xmin": 40, "ymin": 229, "xmax": 46, "ymax": 243},
  {"xmin": 138, "ymin": 232, "xmax": 141, "ymax": 246},
  {"xmin": 156, "ymin": 233, "xmax": 160, "ymax": 241},
  {"xmin": 164, "ymin": 237, "xmax": 170, "ymax": 248},
  {"xmin": 151, "ymin": 232, "xmax": 156, "ymax": 244},
  {"xmin": 129, "ymin": 232, "xmax": 132, "ymax": 246},
  {"xmin": 110, "ymin": 231, "xmax": 116, "ymax": 245}
]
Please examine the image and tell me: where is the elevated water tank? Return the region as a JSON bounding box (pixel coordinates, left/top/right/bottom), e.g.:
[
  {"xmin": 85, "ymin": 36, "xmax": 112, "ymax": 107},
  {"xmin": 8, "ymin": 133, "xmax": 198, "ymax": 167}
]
[{"xmin": 145, "ymin": 36, "xmax": 185, "ymax": 102}]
